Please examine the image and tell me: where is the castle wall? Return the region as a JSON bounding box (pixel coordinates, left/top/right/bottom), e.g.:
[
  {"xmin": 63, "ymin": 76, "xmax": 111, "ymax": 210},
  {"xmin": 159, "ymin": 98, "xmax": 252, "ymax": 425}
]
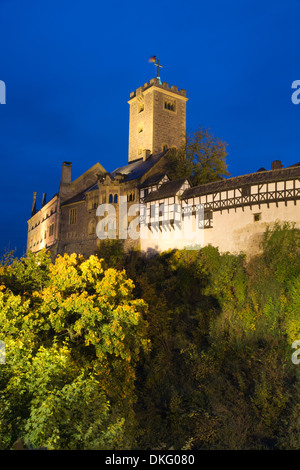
[
  {"xmin": 58, "ymin": 198, "xmax": 98, "ymax": 259},
  {"xmin": 140, "ymin": 200, "xmax": 300, "ymax": 257},
  {"xmin": 140, "ymin": 176, "xmax": 300, "ymax": 257},
  {"xmin": 203, "ymin": 199, "xmax": 300, "ymax": 256},
  {"xmin": 27, "ymin": 195, "xmax": 58, "ymax": 254}
]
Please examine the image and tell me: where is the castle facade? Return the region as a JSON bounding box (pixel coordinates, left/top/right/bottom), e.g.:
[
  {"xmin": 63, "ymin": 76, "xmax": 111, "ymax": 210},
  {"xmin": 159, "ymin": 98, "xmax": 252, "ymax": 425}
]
[{"xmin": 26, "ymin": 77, "xmax": 300, "ymax": 260}]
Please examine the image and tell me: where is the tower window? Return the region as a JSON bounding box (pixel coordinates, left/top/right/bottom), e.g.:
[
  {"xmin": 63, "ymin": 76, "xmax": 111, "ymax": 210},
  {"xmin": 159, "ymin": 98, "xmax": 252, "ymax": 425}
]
[
  {"xmin": 138, "ymin": 102, "xmax": 144, "ymax": 113},
  {"xmin": 164, "ymin": 100, "xmax": 176, "ymax": 112},
  {"xmin": 138, "ymin": 124, "xmax": 143, "ymax": 134},
  {"xmin": 114, "ymin": 194, "xmax": 118, "ymax": 204},
  {"xmin": 254, "ymin": 213, "xmax": 261, "ymax": 222}
]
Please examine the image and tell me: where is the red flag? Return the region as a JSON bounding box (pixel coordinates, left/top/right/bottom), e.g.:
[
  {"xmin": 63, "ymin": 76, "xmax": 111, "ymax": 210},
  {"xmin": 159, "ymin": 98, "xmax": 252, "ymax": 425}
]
[{"xmin": 148, "ymin": 56, "xmax": 156, "ymax": 63}]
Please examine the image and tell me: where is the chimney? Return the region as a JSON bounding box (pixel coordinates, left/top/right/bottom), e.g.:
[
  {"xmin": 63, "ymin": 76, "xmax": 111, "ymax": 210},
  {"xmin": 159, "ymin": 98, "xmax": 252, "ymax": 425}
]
[
  {"xmin": 42, "ymin": 193, "xmax": 47, "ymax": 207},
  {"xmin": 271, "ymin": 160, "xmax": 283, "ymax": 170},
  {"xmin": 143, "ymin": 149, "xmax": 151, "ymax": 161},
  {"xmin": 31, "ymin": 191, "xmax": 37, "ymax": 217},
  {"xmin": 60, "ymin": 161, "xmax": 72, "ymax": 184},
  {"xmin": 59, "ymin": 161, "xmax": 72, "ymax": 196}
]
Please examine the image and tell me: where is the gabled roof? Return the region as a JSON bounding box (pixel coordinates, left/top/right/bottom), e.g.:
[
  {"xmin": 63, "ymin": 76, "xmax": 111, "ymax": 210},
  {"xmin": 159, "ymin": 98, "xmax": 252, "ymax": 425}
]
[
  {"xmin": 111, "ymin": 151, "xmax": 168, "ymax": 182},
  {"xmin": 61, "ymin": 183, "xmax": 98, "ymax": 206},
  {"xmin": 181, "ymin": 164, "xmax": 300, "ymax": 200},
  {"xmin": 287, "ymin": 162, "xmax": 300, "ymax": 167},
  {"xmin": 139, "ymin": 173, "xmax": 168, "ymax": 188},
  {"xmin": 143, "ymin": 178, "xmax": 189, "ymax": 203}
]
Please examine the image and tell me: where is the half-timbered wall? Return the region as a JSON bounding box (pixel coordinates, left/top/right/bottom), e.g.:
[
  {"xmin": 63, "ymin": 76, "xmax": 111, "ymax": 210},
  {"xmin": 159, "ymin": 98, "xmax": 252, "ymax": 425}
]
[{"xmin": 140, "ymin": 175, "xmax": 300, "ymax": 257}]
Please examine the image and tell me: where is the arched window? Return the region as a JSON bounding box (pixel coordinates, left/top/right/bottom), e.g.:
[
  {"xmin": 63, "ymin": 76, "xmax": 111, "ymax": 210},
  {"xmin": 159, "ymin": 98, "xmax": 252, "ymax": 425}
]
[
  {"xmin": 109, "ymin": 194, "xmax": 113, "ymax": 203},
  {"xmin": 114, "ymin": 194, "xmax": 118, "ymax": 204},
  {"xmin": 164, "ymin": 100, "xmax": 176, "ymax": 112}
]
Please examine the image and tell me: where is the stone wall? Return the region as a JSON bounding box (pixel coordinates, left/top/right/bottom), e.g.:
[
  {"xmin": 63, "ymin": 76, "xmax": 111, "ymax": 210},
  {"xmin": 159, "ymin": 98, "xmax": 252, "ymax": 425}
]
[
  {"xmin": 27, "ymin": 195, "xmax": 59, "ymax": 255},
  {"xmin": 128, "ymin": 79, "xmax": 188, "ymax": 162}
]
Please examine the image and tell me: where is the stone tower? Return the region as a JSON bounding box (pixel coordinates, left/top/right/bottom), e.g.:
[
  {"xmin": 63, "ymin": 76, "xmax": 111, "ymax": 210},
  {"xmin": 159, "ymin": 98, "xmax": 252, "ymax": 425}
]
[{"xmin": 128, "ymin": 77, "xmax": 188, "ymax": 163}]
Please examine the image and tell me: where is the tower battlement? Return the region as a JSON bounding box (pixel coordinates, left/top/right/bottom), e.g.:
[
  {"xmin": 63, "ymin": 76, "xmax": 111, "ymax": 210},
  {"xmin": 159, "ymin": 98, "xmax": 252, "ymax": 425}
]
[{"xmin": 129, "ymin": 78, "xmax": 187, "ymax": 100}]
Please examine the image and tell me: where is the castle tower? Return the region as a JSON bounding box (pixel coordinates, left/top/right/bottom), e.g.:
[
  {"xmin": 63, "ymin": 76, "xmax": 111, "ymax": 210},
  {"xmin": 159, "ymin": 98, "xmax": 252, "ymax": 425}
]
[{"xmin": 128, "ymin": 77, "xmax": 188, "ymax": 163}]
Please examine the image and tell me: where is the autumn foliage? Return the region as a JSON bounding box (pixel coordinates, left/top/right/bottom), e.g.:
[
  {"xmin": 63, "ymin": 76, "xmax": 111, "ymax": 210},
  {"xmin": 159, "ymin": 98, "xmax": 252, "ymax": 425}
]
[
  {"xmin": 0, "ymin": 253, "xmax": 148, "ymax": 449},
  {"xmin": 0, "ymin": 222, "xmax": 300, "ymax": 449}
]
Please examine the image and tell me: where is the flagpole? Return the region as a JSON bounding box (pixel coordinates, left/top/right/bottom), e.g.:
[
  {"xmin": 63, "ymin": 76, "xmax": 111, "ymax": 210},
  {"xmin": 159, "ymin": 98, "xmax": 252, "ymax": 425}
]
[{"xmin": 148, "ymin": 56, "xmax": 163, "ymax": 84}]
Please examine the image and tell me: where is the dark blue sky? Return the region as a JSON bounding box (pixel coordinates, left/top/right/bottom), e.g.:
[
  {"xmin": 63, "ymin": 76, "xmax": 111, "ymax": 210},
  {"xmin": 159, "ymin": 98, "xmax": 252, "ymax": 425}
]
[{"xmin": 0, "ymin": 0, "xmax": 300, "ymax": 257}]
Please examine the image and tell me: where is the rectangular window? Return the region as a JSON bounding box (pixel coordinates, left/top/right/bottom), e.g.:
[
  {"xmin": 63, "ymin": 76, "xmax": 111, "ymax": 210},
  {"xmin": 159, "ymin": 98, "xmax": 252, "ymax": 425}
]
[
  {"xmin": 204, "ymin": 210, "xmax": 213, "ymax": 221},
  {"xmin": 49, "ymin": 224, "xmax": 54, "ymax": 236},
  {"xmin": 242, "ymin": 186, "xmax": 250, "ymax": 197},
  {"xmin": 254, "ymin": 213, "xmax": 261, "ymax": 222},
  {"xmin": 69, "ymin": 208, "xmax": 77, "ymax": 225}
]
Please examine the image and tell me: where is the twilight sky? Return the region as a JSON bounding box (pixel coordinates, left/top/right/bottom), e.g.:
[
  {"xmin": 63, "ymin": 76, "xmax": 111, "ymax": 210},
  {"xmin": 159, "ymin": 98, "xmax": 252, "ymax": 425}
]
[{"xmin": 0, "ymin": 0, "xmax": 300, "ymax": 257}]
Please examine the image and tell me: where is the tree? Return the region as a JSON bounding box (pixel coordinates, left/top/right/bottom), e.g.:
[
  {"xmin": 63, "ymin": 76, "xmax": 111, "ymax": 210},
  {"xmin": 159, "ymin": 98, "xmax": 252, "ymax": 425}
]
[
  {"xmin": 0, "ymin": 252, "xmax": 149, "ymax": 450},
  {"xmin": 167, "ymin": 126, "xmax": 230, "ymax": 185}
]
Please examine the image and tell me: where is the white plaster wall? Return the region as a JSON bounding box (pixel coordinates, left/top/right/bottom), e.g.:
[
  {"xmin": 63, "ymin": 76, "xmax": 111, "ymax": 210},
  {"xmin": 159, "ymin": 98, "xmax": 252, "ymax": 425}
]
[{"xmin": 140, "ymin": 199, "xmax": 300, "ymax": 257}]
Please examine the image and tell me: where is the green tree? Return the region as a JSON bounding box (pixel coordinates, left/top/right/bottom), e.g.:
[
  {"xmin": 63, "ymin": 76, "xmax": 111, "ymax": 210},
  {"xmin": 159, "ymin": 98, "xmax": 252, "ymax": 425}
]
[
  {"xmin": 0, "ymin": 252, "xmax": 149, "ymax": 450},
  {"xmin": 167, "ymin": 126, "xmax": 230, "ymax": 185}
]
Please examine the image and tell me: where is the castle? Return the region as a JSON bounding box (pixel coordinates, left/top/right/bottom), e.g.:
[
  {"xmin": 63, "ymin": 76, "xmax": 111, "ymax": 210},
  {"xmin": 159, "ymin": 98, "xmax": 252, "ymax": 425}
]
[{"xmin": 26, "ymin": 75, "xmax": 300, "ymax": 260}]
